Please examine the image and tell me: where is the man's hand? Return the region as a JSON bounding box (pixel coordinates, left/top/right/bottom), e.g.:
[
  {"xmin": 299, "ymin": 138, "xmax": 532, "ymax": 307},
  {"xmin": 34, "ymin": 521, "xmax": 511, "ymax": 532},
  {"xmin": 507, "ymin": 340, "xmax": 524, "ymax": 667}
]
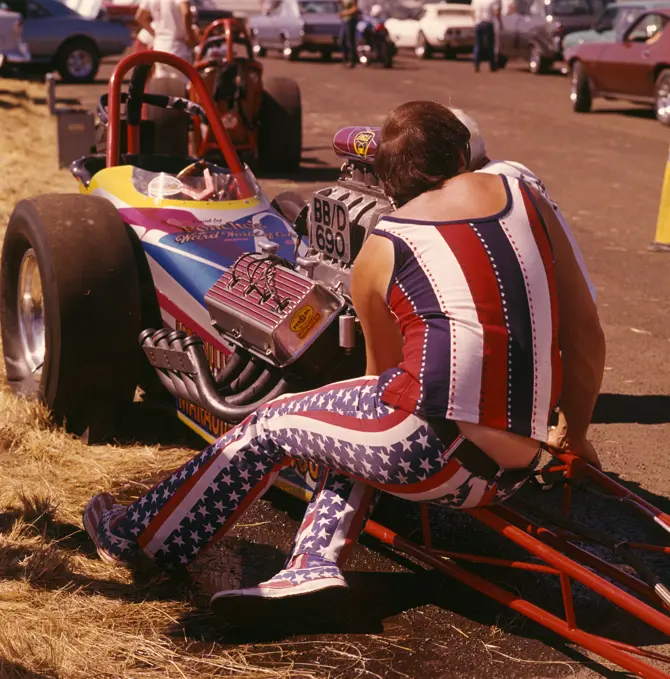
[{"xmin": 547, "ymin": 410, "xmax": 602, "ymax": 469}]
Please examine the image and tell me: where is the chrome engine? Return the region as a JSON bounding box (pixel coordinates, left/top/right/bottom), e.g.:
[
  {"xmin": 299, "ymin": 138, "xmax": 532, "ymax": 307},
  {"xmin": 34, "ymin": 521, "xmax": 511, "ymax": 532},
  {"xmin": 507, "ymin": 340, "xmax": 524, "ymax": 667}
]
[{"xmin": 204, "ymin": 251, "xmax": 344, "ymax": 368}]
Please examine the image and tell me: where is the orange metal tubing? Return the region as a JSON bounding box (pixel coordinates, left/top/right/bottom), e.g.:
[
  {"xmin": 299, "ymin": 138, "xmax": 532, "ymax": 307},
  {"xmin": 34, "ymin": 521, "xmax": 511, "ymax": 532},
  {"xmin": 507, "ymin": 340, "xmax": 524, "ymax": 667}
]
[
  {"xmin": 106, "ymin": 51, "xmax": 252, "ymax": 195},
  {"xmin": 430, "ymin": 549, "xmax": 561, "ymax": 575},
  {"xmin": 493, "ymin": 504, "xmax": 662, "ymax": 606},
  {"xmin": 471, "ymin": 507, "xmax": 670, "ymax": 638},
  {"xmin": 364, "ymin": 519, "xmax": 670, "ymax": 679}
]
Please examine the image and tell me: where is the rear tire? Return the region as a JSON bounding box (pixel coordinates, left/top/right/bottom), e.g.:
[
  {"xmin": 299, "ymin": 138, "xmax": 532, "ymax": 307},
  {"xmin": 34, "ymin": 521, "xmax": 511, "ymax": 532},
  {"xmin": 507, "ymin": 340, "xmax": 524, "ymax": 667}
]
[
  {"xmin": 1, "ymin": 195, "xmax": 142, "ymax": 441},
  {"xmin": 381, "ymin": 41, "xmax": 393, "ymax": 68},
  {"xmin": 145, "ymin": 76, "xmax": 190, "ymax": 157},
  {"xmin": 529, "ymin": 46, "xmax": 551, "ymax": 74},
  {"xmin": 570, "ymin": 60, "xmax": 592, "ymax": 113},
  {"xmin": 415, "ymin": 32, "xmax": 432, "ymax": 59},
  {"xmin": 654, "ymin": 69, "xmax": 670, "ymax": 126},
  {"xmin": 259, "ymin": 77, "xmax": 302, "ymax": 173},
  {"xmin": 55, "ymin": 38, "xmax": 100, "ymax": 83}
]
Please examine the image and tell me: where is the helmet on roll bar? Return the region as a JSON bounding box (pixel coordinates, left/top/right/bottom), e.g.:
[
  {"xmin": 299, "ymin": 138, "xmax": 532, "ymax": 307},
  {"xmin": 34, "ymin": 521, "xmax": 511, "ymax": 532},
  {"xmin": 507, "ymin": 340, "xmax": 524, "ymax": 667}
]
[{"xmin": 449, "ymin": 107, "xmax": 487, "ymax": 169}]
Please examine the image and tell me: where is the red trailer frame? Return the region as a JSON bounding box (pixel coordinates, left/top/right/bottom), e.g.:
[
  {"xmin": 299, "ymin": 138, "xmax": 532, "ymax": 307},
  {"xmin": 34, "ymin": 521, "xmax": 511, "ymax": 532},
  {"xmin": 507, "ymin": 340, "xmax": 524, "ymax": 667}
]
[{"xmin": 105, "ymin": 53, "xmax": 670, "ymax": 678}]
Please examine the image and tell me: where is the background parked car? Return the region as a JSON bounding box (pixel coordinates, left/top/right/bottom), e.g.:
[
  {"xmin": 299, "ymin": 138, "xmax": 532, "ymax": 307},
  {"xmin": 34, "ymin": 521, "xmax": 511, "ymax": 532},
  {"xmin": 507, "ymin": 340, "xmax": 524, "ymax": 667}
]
[
  {"xmin": 100, "ymin": 0, "xmax": 255, "ymax": 28},
  {"xmin": 563, "ymin": 0, "xmax": 670, "ymax": 48},
  {"xmin": 385, "ymin": 2, "xmax": 474, "ymax": 58},
  {"xmin": 0, "ymin": 0, "xmax": 130, "ymax": 82},
  {"xmin": 250, "ymin": 0, "xmax": 341, "ymax": 61},
  {"xmin": 566, "ymin": 8, "xmax": 670, "ymax": 124},
  {"xmin": 498, "ymin": 0, "xmax": 606, "ymax": 74},
  {"xmin": 0, "ymin": 7, "xmax": 30, "ymax": 70}
]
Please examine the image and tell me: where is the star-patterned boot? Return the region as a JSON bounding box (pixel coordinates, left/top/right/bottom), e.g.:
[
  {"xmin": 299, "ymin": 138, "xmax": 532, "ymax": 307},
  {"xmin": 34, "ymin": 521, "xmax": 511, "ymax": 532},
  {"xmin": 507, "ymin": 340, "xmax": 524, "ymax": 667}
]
[
  {"xmin": 210, "ymin": 554, "xmax": 348, "ymax": 623},
  {"xmin": 82, "ymin": 493, "xmax": 138, "ymax": 567}
]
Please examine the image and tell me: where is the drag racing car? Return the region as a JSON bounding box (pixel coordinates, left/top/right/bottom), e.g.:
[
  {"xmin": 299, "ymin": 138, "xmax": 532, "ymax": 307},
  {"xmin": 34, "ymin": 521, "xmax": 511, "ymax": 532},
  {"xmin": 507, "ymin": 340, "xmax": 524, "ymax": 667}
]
[
  {"xmin": 189, "ymin": 18, "xmax": 302, "ymax": 171},
  {"xmin": 96, "ymin": 18, "xmax": 302, "ymax": 173},
  {"xmin": 2, "ymin": 51, "xmax": 670, "ymax": 679}
]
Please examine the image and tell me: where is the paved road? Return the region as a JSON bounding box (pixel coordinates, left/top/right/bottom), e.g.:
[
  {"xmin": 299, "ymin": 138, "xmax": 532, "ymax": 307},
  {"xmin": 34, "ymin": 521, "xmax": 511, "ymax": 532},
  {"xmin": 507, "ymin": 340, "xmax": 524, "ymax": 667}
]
[{"xmin": 56, "ymin": 52, "xmax": 670, "ymax": 677}]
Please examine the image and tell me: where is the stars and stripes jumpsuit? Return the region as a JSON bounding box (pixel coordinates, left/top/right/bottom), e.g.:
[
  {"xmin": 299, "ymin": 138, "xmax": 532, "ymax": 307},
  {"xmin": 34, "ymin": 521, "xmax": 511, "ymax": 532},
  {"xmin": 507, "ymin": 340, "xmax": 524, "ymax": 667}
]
[{"xmin": 97, "ymin": 175, "xmax": 561, "ymax": 570}]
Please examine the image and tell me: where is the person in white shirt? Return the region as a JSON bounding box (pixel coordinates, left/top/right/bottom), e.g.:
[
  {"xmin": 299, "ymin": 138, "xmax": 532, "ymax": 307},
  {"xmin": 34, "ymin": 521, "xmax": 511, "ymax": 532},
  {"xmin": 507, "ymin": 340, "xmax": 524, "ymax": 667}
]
[
  {"xmin": 470, "ymin": 0, "xmax": 501, "ymax": 72},
  {"xmin": 135, "ymin": 0, "xmax": 198, "ymax": 79}
]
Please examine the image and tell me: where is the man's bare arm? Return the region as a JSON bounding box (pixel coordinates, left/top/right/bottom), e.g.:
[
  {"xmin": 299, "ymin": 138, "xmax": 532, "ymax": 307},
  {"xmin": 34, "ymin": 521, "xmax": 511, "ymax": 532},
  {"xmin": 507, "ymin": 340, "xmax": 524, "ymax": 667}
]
[
  {"xmin": 179, "ymin": 1, "xmax": 198, "ymax": 48},
  {"xmin": 531, "ymin": 187, "xmax": 605, "ymax": 461},
  {"xmin": 340, "ymin": 2, "xmax": 359, "ymax": 18},
  {"xmin": 351, "ymin": 235, "xmax": 404, "ymax": 376},
  {"xmin": 135, "ymin": 7, "xmax": 155, "ymax": 35}
]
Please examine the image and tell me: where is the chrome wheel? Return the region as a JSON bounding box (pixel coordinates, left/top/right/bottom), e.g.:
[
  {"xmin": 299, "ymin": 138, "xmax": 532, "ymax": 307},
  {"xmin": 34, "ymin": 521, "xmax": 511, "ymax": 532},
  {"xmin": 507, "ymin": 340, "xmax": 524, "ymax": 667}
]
[
  {"xmin": 17, "ymin": 248, "xmax": 45, "ymax": 375},
  {"xmin": 66, "ymin": 48, "xmax": 94, "ymax": 79},
  {"xmin": 655, "ymin": 71, "xmax": 670, "ymax": 125}
]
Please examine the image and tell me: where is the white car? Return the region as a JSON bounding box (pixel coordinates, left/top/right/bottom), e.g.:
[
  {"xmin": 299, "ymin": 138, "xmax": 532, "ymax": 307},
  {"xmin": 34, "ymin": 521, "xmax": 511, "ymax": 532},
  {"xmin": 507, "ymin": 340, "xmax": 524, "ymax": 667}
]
[
  {"xmin": 385, "ymin": 2, "xmax": 475, "ymax": 58},
  {"xmin": 0, "ymin": 7, "xmax": 30, "ymax": 70}
]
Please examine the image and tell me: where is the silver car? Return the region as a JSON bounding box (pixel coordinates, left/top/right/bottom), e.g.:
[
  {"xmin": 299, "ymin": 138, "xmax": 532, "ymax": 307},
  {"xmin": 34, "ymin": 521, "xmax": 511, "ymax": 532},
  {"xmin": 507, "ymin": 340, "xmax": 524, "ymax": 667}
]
[
  {"xmin": 498, "ymin": 0, "xmax": 605, "ymax": 74},
  {"xmin": 250, "ymin": 0, "xmax": 342, "ymax": 61},
  {"xmin": 0, "ymin": 7, "xmax": 30, "ymax": 68},
  {"xmin": 0, "ymin": 0, "xmax": 130, "ymax": 82}
]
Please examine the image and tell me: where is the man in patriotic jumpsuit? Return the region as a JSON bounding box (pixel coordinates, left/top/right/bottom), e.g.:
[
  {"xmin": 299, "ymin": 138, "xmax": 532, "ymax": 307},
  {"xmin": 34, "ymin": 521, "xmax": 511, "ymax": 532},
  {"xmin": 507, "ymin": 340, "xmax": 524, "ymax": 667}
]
[{"xmin": 83, "ymin": 101, "xmax": 605, "ymax": 622}]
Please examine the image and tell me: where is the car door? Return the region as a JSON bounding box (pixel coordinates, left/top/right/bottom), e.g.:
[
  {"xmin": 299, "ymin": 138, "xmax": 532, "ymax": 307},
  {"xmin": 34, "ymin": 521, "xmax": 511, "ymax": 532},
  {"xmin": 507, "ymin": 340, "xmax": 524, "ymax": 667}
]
[
  {"xmin": 12, "ymin": 0, "xmax": 59, "ymax": 61},
  {"xmin": 254, "ymin": 0, "xmax": 284, "ymax": 48},
  {"xmin": 385, "ymin": 17, "xmax": 419, "ymax": 47},
  {"xmin": 595, "ymin": 12, "xmax": 668, "ymax": 96},
  {"xmin": 498, "ymin": 0, "xmax": 531, "ymax": 59},
  {"xmin": 0, "ymin": 9, "xmax": 21, "ymax": 56}
]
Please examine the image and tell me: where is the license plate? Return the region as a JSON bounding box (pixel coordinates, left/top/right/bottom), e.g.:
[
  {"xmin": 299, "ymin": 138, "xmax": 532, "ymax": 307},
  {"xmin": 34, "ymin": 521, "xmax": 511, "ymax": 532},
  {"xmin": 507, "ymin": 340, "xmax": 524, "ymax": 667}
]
[{"xmin": 311, "ymin": 194, "xmax": 351, "ymax": 263}]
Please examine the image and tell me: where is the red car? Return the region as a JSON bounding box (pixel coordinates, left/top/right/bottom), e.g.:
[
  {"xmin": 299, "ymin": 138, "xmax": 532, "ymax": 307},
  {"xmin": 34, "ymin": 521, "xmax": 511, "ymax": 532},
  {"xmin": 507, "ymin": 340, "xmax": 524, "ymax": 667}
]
[{"xmin": 565, "ymin": 8, "xmax": 670, "ymax": 125}]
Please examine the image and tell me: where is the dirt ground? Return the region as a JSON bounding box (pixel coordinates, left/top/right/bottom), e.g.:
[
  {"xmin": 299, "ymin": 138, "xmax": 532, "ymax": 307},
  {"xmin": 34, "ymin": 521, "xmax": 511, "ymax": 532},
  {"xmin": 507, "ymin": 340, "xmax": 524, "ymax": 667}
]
[{"xmin": 0, "ymin": 51, "xmax": 669, "ymax": 679}]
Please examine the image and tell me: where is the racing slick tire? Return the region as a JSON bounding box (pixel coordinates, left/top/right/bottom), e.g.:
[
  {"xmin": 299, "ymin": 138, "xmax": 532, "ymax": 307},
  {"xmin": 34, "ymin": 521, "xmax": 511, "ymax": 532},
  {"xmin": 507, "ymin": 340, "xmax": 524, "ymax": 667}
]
[
  {"xmin": 259, "ymin": 77, "xmax": 302, "ymax": 174},
  {"xmin": 55, "ymin": 38, "xmax": 100, "ymax": 83},
  {"xmin": 570, "ymin": 60, "xmax": 592, "ymax": 113},
  {"xmin": 145, "ymin": 76, "xmax": 190, "ymax": 157},
  {"xmin": 654, "ymin": 69, "xmax": 670, "ymax": 126},
  {"xmin": 529, "ymin": 45, "xmax": 551, "ymax": 74},
  {"xmin": 381, "ymin": 41, "xmax": 394, "ymax": 68},
  {"xmin": 1, "ymin": 194, "xmax": 142, "ymax": 442},
  {"xmin": 415, "ymin": 32, "xmax": 433, "ymax": 59}
]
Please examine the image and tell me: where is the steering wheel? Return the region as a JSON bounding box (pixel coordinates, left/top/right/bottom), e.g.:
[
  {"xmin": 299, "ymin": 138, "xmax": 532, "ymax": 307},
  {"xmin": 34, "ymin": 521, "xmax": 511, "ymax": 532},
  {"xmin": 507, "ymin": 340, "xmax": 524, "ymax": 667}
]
[{"xmin": 97, "ymin": 90, "xmax": 210, "ymax": 129}]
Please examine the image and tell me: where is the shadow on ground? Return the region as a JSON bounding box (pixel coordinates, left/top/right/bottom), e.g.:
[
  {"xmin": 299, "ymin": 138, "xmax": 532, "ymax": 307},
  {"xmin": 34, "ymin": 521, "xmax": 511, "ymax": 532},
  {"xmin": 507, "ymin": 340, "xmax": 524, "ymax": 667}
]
[{"xmin": 593, "ymin": 392, "xmax": 670, "ymax": 424}]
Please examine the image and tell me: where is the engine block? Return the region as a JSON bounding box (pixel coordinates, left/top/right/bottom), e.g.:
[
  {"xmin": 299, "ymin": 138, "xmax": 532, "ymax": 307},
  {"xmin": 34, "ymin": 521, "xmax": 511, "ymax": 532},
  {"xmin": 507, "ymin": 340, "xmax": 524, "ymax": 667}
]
[{"xmin": 204, "ymin": 253, "xmax": 344, "ymax": 368}]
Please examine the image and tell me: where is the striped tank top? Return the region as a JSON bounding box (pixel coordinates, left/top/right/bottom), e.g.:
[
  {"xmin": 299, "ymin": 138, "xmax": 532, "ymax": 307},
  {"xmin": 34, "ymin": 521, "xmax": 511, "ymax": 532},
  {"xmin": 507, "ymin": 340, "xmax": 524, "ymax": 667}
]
[{"xmin": 371, "ymin": 175, "xmax": 562, "ymax": 443}]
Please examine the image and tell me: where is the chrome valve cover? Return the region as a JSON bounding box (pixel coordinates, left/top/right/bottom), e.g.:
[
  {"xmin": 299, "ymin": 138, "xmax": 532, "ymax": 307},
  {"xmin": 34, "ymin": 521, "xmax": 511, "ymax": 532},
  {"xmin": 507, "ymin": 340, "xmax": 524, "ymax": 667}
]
[{"xmin": 204, "ymin": 253, "xmax": 344, "ymax": 368}]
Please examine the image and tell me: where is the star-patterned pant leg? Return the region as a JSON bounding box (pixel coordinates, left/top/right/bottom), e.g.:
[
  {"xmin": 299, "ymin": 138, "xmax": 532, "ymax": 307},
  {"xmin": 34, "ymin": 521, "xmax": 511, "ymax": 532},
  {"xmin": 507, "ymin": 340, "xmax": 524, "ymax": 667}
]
[
  {"xmin": 286, "ymin": 469, "xmax": 380, "ymax": 567},
  {"xmin": 95, "ymin": 375, "xmax": 537, "ymax": 570}
]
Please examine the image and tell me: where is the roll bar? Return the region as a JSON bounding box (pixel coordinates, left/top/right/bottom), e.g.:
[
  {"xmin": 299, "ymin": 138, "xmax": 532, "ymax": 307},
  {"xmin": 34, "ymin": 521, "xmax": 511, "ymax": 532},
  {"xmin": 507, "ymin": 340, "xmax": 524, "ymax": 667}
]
[
  {"xmin": 106, "ymin": 51, "xmax": 251, "ymax": 195},
  {"xmin": 194, "ymin": 18, "xmax": 253, "ymax": 68}
]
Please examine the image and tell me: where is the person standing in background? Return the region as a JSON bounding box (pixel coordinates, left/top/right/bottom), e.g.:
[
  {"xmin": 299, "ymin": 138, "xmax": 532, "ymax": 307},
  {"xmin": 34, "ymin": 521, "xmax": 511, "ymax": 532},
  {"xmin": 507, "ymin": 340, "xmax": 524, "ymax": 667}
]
[
  {"xmin": 471, "ymin": 0, "xmax": 502, "ymax": 72},
  {"xmin": 340, "ymin": 0, "xmax": 360, "ymax": 68},
  {"xmin": 135, "ymin": 0, "xmax": 199, "ymax": 79}
]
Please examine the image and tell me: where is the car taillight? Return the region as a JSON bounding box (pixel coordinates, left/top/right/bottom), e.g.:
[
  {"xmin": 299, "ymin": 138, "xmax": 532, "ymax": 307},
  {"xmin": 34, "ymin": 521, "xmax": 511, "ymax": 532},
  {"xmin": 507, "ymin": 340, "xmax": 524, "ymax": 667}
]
[
  {"xmin": 374, "ymin": 23, "xmax": 387, "ymax": 33},
  {"xmin": 14, "ymin": 17, "xmax": 23, "ymax": 38}
]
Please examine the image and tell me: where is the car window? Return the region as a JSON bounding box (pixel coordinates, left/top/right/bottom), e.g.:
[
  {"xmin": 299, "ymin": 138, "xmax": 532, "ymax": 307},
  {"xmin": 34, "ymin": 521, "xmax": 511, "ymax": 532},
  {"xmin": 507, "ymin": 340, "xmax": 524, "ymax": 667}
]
[
  {"xmin": 547, "ymin": 0, "xmax": 593, "ymax": 16},
  {"xmin": 298, "ymin": 0, "xmax": 339, "ymax": 13},
  {"xmin": 264, "ymin": 0, "xmax": 282, "ymax": 14},
  {"xmin": 436, "ymin": 8, "xmax": 472, "ymax": 16},
  {"xmin": 626, "ymin": 11, "xmax": 668, "ymax": 42},
  {"xmin": 593, "ymin": 5, "xmax": 617, "ymax": 30},
  {"xmin": 613, "ymin": 6, "xmax": 644, "ymax": 35}
]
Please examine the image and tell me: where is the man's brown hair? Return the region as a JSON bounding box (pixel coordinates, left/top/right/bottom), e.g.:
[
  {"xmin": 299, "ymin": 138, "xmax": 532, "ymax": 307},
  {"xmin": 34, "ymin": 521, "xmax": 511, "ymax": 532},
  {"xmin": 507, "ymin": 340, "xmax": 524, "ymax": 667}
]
[{"xmin": 375, "ymin": 101, "xmax": 471, "ymax": 206}]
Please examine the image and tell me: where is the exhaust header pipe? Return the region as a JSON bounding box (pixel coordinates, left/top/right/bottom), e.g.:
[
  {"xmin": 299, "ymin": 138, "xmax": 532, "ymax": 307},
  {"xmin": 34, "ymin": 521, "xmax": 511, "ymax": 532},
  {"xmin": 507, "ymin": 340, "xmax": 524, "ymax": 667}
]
[{"xmin": 140, "ymin": 329, "xmax": 289, "ymax": 424}]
